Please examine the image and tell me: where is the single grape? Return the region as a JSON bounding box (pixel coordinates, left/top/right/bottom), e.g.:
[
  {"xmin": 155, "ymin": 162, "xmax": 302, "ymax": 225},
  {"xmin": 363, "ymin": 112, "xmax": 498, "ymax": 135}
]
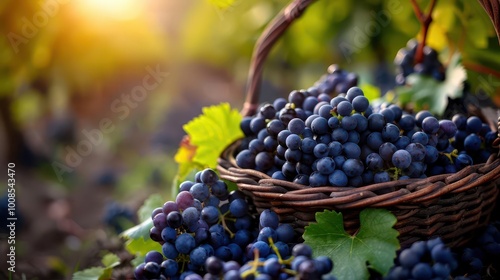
[
  {"xmin": 422, "ymin": 116, "xmax": 440, "ymax": 134},
  {"xmin": 292, "ymin": 243, "xmax": 313, "ymax": 258},
  {"xmin": 201, "ymin": 206, "xmax": 220, "ymax": 225},
  {"xmin": 176, "ymin": 191, "xmax": 195, "ymax": 211},
  {"xmin": 352, "ymin": 95, "xmax": 369, "ymax": 113},
  {"xmin": 392, "ymin": 150, "xmax": 412, "ymax": 169},
  {"xmin": 143, "ymin": 261, "xmax": 161, "ymax": 278},
  {"xmin": 328, "ymin": 169, "xmax": 348, "ymax": 187},
  {"xmin": 161, "ymin": 259, "xmax": 179, "ymax": 277},
  {"xmin": 167, "ymin": 211, "xmax": 183, "ymax": 228},
  {"xmin": 260, "ymin": 209, "xmax": 279, "ymax": 229},
  {"xmin": 316, "ymin": 157, "xmax": 336, "ymax": 175},
  {"xmin": 337, "ymin": 101, "xmax": 353, "ymax": 116}
]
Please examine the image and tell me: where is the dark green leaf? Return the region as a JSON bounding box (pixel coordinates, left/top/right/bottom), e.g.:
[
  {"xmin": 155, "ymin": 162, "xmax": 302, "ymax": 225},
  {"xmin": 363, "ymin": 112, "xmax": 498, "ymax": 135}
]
[{"xmin": 303, "ymin": 209, "xmax": 399, "ymax": 280}]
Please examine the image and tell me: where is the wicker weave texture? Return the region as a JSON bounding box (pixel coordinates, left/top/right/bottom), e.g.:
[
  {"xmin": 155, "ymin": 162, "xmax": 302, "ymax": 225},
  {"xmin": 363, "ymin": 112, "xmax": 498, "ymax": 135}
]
[{"xmin": 218, "ymin": 140, "xmax": 500, "ymax": 247}]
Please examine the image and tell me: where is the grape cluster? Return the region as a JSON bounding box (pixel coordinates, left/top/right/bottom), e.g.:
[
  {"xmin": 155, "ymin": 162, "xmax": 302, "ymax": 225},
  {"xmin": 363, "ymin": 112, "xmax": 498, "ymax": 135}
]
[
  {"xmin": 394, "ymin": 39, "xmax": 446, "ymax": 85},
  {"xmin": 103, "ymin": 201, "xmax": 135, "ymax": 233},
  {"xmin": 203, "ymin": 243, "xmax": 335, "ymax": 280},
  {"xmin": 384, "ymin": 237, "xmax": 457, "ymax": 280},
  {"xmin": 453, "ymin": 222, "xmax": 500, "ymax": 280},
  {"xmin": 134, "ymin": 168, "xmax": 258, "ymax": 279},
  {"xmin": 312, "ymin": 64, "xmax": 359, "ymax": 95},
  {"xmin": 235, "ymin": 82, "xmax": 496, "ymax": 188}
]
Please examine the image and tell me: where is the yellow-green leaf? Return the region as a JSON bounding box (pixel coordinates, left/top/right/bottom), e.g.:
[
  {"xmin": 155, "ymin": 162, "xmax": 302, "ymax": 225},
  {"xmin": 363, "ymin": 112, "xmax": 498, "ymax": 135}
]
[
  {"xmin": 359, "ymin": 83, "xmax": 381, "ymax": 102},
  {"xmin": 101, "ymin": 253, "xmax": 120, "ymax": 269},
  {"xmin": 72, "ymin": 267, "xmax": 106, "ymax": 280},
  {"xmin": 137, "ymin": 194, "xmax": 164, "ymax": 222},
  {"xmin": 125, "ymin": 235, "xmax": 162, "ymax": 256},
  {"xmin": 182, "ymin": 103, "xmax": 243, "ymax": 168}
]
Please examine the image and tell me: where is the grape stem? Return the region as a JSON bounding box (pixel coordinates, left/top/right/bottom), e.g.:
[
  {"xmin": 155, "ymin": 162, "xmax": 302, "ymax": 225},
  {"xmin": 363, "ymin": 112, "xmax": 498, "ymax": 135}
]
[
  {"xmin": 441, "ymin": 149, "xmax": 459, "ymax": 163},
  {"xmin": 410, "ymin": 0, "xmax": 438, "ymax": 64},
  {"xmin": 463, "ymin": 61, "xmax": 500, "ymax": 79},
  {"xmin": 241, "ymin": 249, "xmax": 262, "ymax": 278},
  {"xmin": 219, "ymin": 211, "xmax": 236, "ymax": 238}
]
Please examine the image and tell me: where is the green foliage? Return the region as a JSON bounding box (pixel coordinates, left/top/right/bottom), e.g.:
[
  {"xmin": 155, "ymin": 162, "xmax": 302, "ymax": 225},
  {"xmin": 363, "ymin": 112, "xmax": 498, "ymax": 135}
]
[
  {"xmin": 101, "ymin": 253, "xmax": 120, "ymax": 268},
  {"xmin": 73, "ymin": 267, "xmax": 108, "ymax": 280},
  {"xmin": 359, "ymin": 83, "xmax": 381, "ymax": 101},
  {"xmin": 138, "ymin": 194, "xmax": 165, "ymax": 222},
  {"xmin": 124, "ymin": 231, "xmax": 162, "ymax": 256},
  {"xmin": 303, "ymin": 209, "xmax": 399, "ymax": 280},
  {"xmin": 72, "ymin": 253, "xmax": 120, "ymax": 280},
  {"xmin": 121, "ymin": 194, "xmax": 163, "ymax": 256},
  {"xmin": 396, "ymin": 53, "xmax": 467, "ymax": 116},
  {"xmin": 175, "ymin": 103, "xmax": 243, "ymax": 181},
  {"xmin": 183, "ymin": 102, "xmax": 243, "ymax": 167}
]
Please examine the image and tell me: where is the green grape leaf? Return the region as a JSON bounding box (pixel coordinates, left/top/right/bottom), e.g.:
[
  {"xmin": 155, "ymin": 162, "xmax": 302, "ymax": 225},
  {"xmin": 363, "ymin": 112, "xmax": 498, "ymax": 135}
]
[
  {"xmin": 124, "ymin": 234, "xmax": 162, "ymax": 256},
  {"xmin": 131, "ymin": 255, "xmax": 146, "ymax": 267},
  {"xmin": 72, "ymin": 267, "xmax": 107, "ymax": 280},
  {"xmin": 182, "ymin": 102, "xmax": 243, "ymax": 168},
  {"xmin": 303, "ymin": 209, "xmax": 399, "ymax": 280},
  {"xmin": 120, "ymin": 192, "xmax": 165, "ymax": 256},
  {"xmin": 101, "ymin": 253, "xmax": 120, "ymax": 268},
  {"xmin": 137, "ymin": 193, "xmax": 165, "ymax": 222},
  {"xmin": 72, "ymin": 253, "xmax": 121, "ymax": 279},
  {"xmin": 121, "ymin": 219, "xmax": 153, "ymax": 240},
  {"xmin": 441, "ymin": 52, "xmax": 467, "ymax": 100},
  {"xmin": 359, "ymin": 83, "xmax": 381, "ymax": 102},
  {"xmin": 120, "ymin": 215, "xmax": 162, "ymax": 256},
  {"xmin": 395, "ymin": 52, "xmax": 466, "ymax": 116},
  {"xmin": 404, "ymin": 74, "xmax": 444, "ymax": 113}
]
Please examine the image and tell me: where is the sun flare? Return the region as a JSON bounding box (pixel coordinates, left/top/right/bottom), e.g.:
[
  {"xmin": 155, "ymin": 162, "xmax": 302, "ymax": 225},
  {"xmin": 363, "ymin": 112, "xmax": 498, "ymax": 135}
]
[{"xmin": 76, "ymin": 0, "xmax": 143, "ymax": 20}]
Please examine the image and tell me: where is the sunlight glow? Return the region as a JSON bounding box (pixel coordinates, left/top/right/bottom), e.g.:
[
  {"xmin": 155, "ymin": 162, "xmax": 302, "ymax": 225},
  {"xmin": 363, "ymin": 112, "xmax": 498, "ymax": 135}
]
[{"xmin": 76, "ymin": 0, "xmax": 143, "ymax": 20}]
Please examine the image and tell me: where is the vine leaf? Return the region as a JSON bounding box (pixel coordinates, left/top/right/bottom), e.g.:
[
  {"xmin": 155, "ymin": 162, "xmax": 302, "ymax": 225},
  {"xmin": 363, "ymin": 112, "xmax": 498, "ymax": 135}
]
[
  {"xmin": 137, "ymin": 194, "xmax": 165, "ymax": 222},
  {"xmin": 72, "ymin": 253, "xmax": 121, "ymax": 280},
  {"xmin": 359, "ymin": 83, "xmax": 381, "ymax": 102},
  {"xmin": 120, "ymin": 194, "xmax": 163, "ymax": 256},
  {"xmin": 303, "ymin": 209, "xmax": 399, "ymax": 280},
  {"xmin": 72, "ymin": 267, "xmax": 106, "ymax": 280},
  {"xmin": 396, "ymin": 52, "xmax": 466, "ymax": 116},
  {"xmin": 124, "ymin": 233, "xmax": 162, "ymax": 256},
  {"xmin": 101, "ymin": 253, "xmax": 120, "ymax": 268},
  {"xmin": 176, "ymin": 102, "xmax": 243, "ymax": 177}
]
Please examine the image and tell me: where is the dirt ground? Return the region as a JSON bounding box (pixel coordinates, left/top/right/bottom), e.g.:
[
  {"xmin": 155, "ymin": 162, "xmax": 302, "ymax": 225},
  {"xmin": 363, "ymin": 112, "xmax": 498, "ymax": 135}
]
[{"xmin": 0, "ymin": 61, "xmax": 247, "ymax": 280}]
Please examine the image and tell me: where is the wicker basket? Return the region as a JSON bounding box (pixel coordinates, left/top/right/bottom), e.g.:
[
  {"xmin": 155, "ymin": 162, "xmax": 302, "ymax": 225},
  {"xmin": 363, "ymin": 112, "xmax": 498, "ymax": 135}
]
[{"xmin": 217, "ymin": 0, "xmax": 500, "ymax": 248}]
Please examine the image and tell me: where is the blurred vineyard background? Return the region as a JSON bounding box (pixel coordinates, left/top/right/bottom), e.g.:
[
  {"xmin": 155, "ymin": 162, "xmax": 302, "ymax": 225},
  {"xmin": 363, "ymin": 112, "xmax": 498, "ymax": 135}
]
[{"xmin": 0, "ymin": 0, "xmax": 499, "ymax": 279}]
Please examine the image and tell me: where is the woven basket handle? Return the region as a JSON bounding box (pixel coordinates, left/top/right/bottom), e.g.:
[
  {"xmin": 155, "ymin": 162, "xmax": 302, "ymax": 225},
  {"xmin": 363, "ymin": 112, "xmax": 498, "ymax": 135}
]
[
  {"xmin": 477, "ymin": 0, "xmax": 500, "ymax": 44},
  {"xmin": 241, "ymin": 0, "xmax": 316, "ymax": 117},
  {"xmin": 240, "ymin": 0, "xmax": 500, "ymax": 118}
]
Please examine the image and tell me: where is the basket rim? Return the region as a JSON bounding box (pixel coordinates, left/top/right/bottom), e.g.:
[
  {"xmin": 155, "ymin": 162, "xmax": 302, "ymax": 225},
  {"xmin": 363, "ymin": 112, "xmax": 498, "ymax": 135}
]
[{"xmin": 218, "ymin": 138, "xmax": 500, "ymax": 209}]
